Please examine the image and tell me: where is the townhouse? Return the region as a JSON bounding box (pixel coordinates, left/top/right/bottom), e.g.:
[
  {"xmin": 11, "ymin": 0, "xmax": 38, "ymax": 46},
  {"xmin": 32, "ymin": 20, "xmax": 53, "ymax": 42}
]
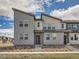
[{"xmin": 13, "ymin": 8, "xmax": 79, "ymax": 47}]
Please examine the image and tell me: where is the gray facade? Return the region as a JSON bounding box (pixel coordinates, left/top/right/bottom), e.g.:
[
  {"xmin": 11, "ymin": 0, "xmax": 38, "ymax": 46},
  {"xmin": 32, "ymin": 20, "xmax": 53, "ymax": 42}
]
[
  {"xmin": 13, "ymin": 9, "xmax": 34, "ymax": 46},
  {"xmin": 13, "ymin": 8, "xmax": 79, "ymax": 47}
]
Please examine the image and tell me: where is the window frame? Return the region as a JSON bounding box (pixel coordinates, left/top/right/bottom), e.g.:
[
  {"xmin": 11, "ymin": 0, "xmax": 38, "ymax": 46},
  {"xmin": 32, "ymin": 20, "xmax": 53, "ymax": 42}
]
[
  {"xmin": 24, "ymin": 34, "xmax": 28, "ymax": 40},
  {"xmin": 19, "ymin": 34, "xmax": 23, "ymax": 40},
  {"xmin": 37, "ymin": 22, "xmax": 40, "ymax": 27},
  {"xmin": 19, "ymin": 21, "xmax": 23, "ymax": 27},
  {"xmin": 24, "ymin": 23, "xmax": 28, "ymax": 27},
  {"xmin": 46, "ymin": 34, "xmax": 50, "ymax": 40},
  {"xmin": 62, "ymin": 24, "xmax": 64, "ymax": 29}
]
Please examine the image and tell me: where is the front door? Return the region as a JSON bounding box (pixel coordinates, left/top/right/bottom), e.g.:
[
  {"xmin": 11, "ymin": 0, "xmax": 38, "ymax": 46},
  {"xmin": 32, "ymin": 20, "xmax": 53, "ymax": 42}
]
[
  {"xmin": 64, "ymin": 35, "xmax": 67, "ymax": 45},
  {"xmin": 35, "ymin": 35, "xmax": 41, "ymax": 45}
]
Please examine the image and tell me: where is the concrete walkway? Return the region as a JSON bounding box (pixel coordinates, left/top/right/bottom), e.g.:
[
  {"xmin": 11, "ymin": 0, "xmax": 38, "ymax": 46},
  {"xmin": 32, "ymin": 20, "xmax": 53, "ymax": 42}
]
[
  {"xmin": 66, "ymin": 45, "xmax": 79, "ymax": 52},
  {"xmin": 34, "ymin": 45, "xmax": 42, "ymax": 52},
  {"xmin": 0, "ymin": 52, "xmax": 79, "ymax": 54}
]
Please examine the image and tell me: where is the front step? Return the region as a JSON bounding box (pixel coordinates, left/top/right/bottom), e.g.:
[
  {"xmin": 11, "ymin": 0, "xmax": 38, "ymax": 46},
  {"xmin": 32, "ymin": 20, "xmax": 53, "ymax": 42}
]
[
  {"xmin": 35, "ymin": 45, "xmax": 42, "ymax": 48},
  {"xmin": 34, "ymin": 45, "xmax": 42, "ymax": 52}
]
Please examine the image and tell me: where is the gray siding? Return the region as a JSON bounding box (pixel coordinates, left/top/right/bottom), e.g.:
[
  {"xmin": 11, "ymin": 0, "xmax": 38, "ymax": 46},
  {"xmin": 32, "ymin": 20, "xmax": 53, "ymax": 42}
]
[
  {"xmin": 43, "ymin": 33, "xmax": 64, "ymax": 45},
  {"xmin": 42, "ymin": 15, "xmax": 64, "ymax": 45},
  {"xmin": 42, "ymin": 15, "xmax": 62, "ymax": 30},
  {"xmin": 14, "ymin": 10, "xmax": 34, "ymax": 45}
]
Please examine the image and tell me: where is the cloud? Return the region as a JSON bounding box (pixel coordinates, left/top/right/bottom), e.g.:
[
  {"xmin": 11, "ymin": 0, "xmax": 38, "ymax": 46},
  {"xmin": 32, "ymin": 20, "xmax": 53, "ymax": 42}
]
[
  {"xmin": 0, "ymin": 0, "xmax": 43, "ymax": 19},
  {"xmin": 0, "ymin": 0, "xmax": 43, "ymax": 37},
  {"xmin": 56, "ymin": 0, "xmax": 65, "ymax": 3},
  {"xmin": 41, "ymin": 0, "xmax": 54, "ymax": 6},
  {"xmin": 0, "ymin": 28, "xmax": 14, "ymax": 38},
  {"xmin": 50, "ymin": 5, "xmax": 79, "ymax": 20}
]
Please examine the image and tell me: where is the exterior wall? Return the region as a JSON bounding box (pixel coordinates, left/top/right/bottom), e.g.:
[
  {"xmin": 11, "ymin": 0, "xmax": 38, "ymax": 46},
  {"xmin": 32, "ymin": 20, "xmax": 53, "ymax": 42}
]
[
  {"xmin": 43, "ymin": 32, "xmax": 64, "ymax": 45},
  {"xmin": 69, "ymin": 33, "xmax": 79, "ymax": 44},
  {"xmin": 34, "ymin": 21, "xmax": 43, "ymax": 30},
  {"xmin": 14, "ymin": 10, "xmax": 34, "ymax": 45},
  {"xmin": 42, "ymin": 15, "xmax": 62, "ymax": 29},
  {"xmin": 42, "ymin": 15, "xmax": 64, "ymax": 45}
]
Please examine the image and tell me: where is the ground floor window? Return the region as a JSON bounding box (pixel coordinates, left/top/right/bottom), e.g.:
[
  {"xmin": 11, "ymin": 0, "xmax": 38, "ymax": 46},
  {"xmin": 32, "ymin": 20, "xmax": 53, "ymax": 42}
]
[
  {"xmin": 70, "ymin": 34, "xmax": 78, "ymax": 40},
  {"xmin": 74, "ymin": 34, "xmax": 78, "ymax": 40},
  {"xmin": 19, "ymin": 34, "xmax": 28, "ymax": 40},
  {"xmin": 45, "ymin": 33, "xmax": 50, "ymax": 40},
  {"xmin": 46, "ymin": 34, "xmax": 50, "ymax": 40},
  {"xmin": 45, "ymin": 33, "xmax": 56, "ymax": 40},
  {"xmin": 19, "ymin": 34, "xmax": 23, "ymax": 40},
  {"xmin": 71, "ymin": 37, "xmax": 73, "ymax": 40},
  {"xmin": 52, "ymin": 33, "xmax": 56, "ymax": 40},
  {"xmin": 24, "ymin": 34, "xmax": 28, "ymax": 40}
]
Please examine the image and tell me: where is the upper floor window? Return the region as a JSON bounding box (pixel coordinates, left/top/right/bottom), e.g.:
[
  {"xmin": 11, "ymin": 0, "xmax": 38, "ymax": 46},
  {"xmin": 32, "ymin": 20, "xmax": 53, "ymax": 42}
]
[
  {"xmin": 67, "ymin": 24, "xmax": 78, "ymax": 30},
  {"xmin": 62, "ymin": 24, "xmax": 64, "ymax": 29},
  {"xmin": 67, "ymin": 24, "xmax": 72, "ymax": 30},
  {"xmin": 43, "ymin": 23, "xmax": 55, "ymax": 30},
  {"xmin": 52, "ymin": 27, "xmax": 55, "ymax": 30},
  {"xmin": 37, "ymin": 22, "xmax": 40, "ymax": 27},
  {"xmin": 48, "ymin": 24, "xmax": 51, "ymax": 30},
  {"xmin": 19, "ymin": 21, "xmax": 23, "ymax": 27},
  {"xmin": 48, "ymin": 26, "xmax": 51, "ymax": 30},
  {"xmin": 24, "ymin": 24, "xmax": 28, "ymax": 27},
  {"xmin": 43, "ymin": 26, "xmax": 47, "ymax": 30},
  {"xmin": 73, "ymin": 24, "xmax": 77, "ymax": 30}
]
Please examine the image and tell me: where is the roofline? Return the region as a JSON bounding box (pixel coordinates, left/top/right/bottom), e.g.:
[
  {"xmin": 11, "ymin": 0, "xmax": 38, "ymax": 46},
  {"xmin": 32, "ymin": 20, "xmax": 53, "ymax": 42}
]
[
  {"xmin": 12, "ymin": 8, "xmax": 35, "ymax": 17},
  {"xmin": 41, "ymin": 13, "xmax": 62, "ymax": 21},
  {"xmin": 62, "ymin": 20, "xmax": 79, "ymax": 23}
]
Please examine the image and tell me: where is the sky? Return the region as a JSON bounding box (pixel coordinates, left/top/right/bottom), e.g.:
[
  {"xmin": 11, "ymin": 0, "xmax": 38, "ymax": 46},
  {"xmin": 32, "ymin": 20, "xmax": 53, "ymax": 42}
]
[{"xmin": 0, "ymin": 0, "xmax": 79, "ymax": 38}]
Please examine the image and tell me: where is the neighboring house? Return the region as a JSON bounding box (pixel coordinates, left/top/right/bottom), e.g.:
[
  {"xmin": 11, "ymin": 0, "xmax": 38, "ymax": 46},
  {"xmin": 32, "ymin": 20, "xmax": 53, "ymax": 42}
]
[{"xmin": 13, "ymin": 8, "xmax": 79, "ymax": 47}]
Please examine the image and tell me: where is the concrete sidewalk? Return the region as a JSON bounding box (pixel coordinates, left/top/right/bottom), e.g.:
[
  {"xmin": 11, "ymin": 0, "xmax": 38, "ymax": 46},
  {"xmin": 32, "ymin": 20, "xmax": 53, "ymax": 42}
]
[{"xmin": 0, "ymin": 52, "xmax": 79, "ymax": 54}]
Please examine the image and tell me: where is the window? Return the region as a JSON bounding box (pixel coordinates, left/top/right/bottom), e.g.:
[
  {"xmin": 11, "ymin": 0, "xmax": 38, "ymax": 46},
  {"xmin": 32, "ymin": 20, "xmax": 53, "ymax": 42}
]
[
  {"xmin": 37, "ymin": 22, "xmax": 40, "ymax": 27},
  {"xmin": 74, "ymin": 34, "xmax": 78, "ymax": 40},
  {"xmin": 25, "ymin": 37, "xmax": 28, "ymax": 40},
  {"xmin": 19, "ymin": 34, "xmax": 23, "ymax": 40},
  {"xmin": 43, "ymin": 23, "xmax": 55, "ymax": 30},
  {"xmin": 48, "ymin": 26, "xmax": 51, "ymax": 30},
  {"xmin": 52, "ymin": 33, "xmax": 56, "ymax": 40},
  {"xmin": 71, "ymin": 37, "xmax": 73, "ymax": 40},
  {"xmin": 51, "ymin": 24, "xmax": 55, "ymax": 30},
  {"xmin": 43, "ymin": 27, "xmax": 47, "ymax": 30},
  {"xmin": 67, "ymin": 24, "xmax": 79, "ymax": 30},
  {"xmin": 19, "ymin": 24, "xmax": 23, "ymax": 27},
  {"xmin": 52, "ymin": 27, "xmax": 55, "ymax": 29},
  {"xmin": 48, "ymin": 24, "xmax": 51, "ymax": 30},
  {"xmin": 62, "ymin": 24, "xmax": 64, "ymax": 29},
  {"xmin": 46, "ymin": 37, "xmax": 50, "ymax": 40},
  {"xmin": 19, "ymin": 21, "xmax": 23, "ymax": 27},
  {"xmin": 53, "ymin": 37, "xmax": 56, "ymax": 40},
  {"xmin": 73, "ymin": 24, "xmax": 77, "ymax": 30},
  {"xmin": 67, "ymin": 24, "xmax": 72, "ymax": 30},
  {"xmin": 46, "ymin": 34, "xmax": 50, "ymax": 40},
  {"xmin": 24, "ymin": 34, "xmax": 28, "ymax": 40},
  {"xmin": 24, "ymin": 24, "xmax": 28, "ymax": 27},
  {"xmin": 43, "ymin": 24, "xmax": 47, "ymax": 30},
  {"xmin": 20, "ymin": 37, "xmax": 23, "ymax": 40}
]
